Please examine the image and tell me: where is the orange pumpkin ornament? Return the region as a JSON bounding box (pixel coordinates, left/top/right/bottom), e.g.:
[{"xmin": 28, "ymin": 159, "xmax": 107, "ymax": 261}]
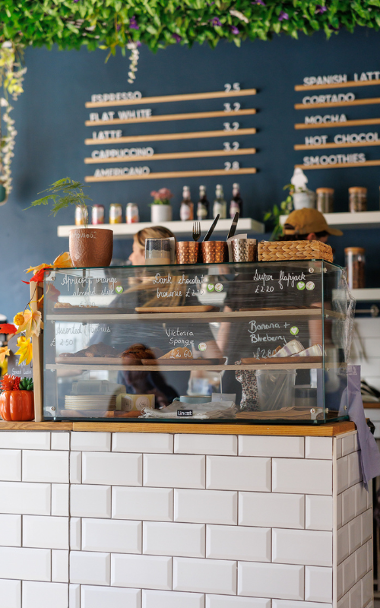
[
  {"xmin": 0, "ymin": 375, "xmax": 34, "ymax": 421},
  {"xmin": 0, "ymin": 390, "xmax": 34, "ymax": 421}
]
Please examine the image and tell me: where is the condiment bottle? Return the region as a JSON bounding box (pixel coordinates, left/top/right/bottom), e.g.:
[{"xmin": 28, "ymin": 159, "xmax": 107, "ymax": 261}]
[
  {"xmin": 213, "ymin": 184, "xmax": 227, "ymax": 219},
  {"xmin": 230, "ymin": 182, "xmax": 243, "ymax": 218},
  {"xmin": 197, "ymin": 185, "xmax": 209, "ymax": 220},
  {"xmin": 316, "ymin": 188, "xmax": 334, "ymax": 214},
  {"xmin": 345, "ymin": 247, "xmax": 365, "ymax": 289},
  {"xmin": 349, "ymin": 187, "xmax": 367, "ymax": 212},
  {"xmin": 180, "ymin": 186, "xmax": 194, "ymax": 221}
]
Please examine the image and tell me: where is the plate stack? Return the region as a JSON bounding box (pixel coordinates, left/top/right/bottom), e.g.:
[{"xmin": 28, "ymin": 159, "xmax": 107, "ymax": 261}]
[{"xmin": 64, "ymin": 395, "xmax": 117, "ymax": 411}]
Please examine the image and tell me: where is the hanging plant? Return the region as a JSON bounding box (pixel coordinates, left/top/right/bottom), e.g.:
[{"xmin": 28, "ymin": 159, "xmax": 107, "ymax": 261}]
[{"xmin": 0, "ymin": 42, "xmax": 26, "ymax": 201}]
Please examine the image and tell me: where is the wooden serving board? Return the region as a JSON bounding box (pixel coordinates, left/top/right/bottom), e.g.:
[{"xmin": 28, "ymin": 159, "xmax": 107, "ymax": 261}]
[
  {"xmin": 241, "ymin": 356, "xmax": 323, "ymax": 365},
  {"xmin": 142, "ymin": 358, "xmax": 222, "ymax": 366},
  {"xmin": 135, "ymin": 305, "xmax": 214, "ymax": 313}
]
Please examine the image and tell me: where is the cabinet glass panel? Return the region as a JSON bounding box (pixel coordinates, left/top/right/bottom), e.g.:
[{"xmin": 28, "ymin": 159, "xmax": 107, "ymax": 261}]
[{"xmin": 43, "ymin": 260, "xmax": 350, "ymax": 424}]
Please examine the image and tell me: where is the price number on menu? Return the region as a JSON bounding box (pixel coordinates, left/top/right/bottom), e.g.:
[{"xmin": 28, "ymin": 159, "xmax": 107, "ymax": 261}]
[
  {"xmin": 223, "ymin": 141, "xmax": 240, "ymax": 150},
  {"xmin": 224, "ymin": 161, "xmax": 240, "ymax": 171},
  {"xmin": 60, "ymin": 339, "xmax": 74, "ymax": 347},
  {"xmin": 223, "ymin": 122, "xmax": 239, "ymax": 131},
  {"xmin": 255, "ymin": 285, "xmax": 275, "ymax": 293},
  {"xmin": 224, "ymin": 102, "xmax": 241, "ymax": 112},
  {"xmin": 224, "ymin": 82, "xmax": 241, "ymax": 92}
]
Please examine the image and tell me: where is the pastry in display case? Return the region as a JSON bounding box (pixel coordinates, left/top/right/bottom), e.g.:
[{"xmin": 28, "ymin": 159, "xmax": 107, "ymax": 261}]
[{"xmin": 42, "ymin": 260, "xmax": 352, "ymax": 424}]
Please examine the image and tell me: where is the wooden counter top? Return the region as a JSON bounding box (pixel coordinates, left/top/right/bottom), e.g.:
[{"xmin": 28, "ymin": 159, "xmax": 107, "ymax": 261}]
[{"xmin": 0, "ymin": 420, "xmax": 355, "ymax": 436}]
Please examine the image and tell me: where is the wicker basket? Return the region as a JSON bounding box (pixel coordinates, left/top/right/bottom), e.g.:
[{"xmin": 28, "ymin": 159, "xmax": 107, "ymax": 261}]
[{"xmin": 258, "ymin": 240, "xmax": 333, "ymax": 263}]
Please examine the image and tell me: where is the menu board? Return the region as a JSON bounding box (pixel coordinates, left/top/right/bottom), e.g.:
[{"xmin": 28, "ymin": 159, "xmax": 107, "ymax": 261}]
[
  {"xmin": 293, "ymin": 69, "xmax": 380, "ymax": 170},
  {"xmin": 84, "ymin": 84, "xmax": 258, "ymax": 182}
]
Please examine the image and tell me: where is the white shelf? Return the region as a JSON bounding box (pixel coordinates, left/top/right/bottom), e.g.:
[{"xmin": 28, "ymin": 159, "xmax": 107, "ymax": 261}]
[
  {"xmin": 57, "ymin": 218, "xmax": 265, "ymax": 239},
  {"xmin": 351, "ymin": 288, "xmax": 380, "ymax": 301},
  {"xmin": 280, "ymin": 210, "xmax": 380, "ymax": 229}
]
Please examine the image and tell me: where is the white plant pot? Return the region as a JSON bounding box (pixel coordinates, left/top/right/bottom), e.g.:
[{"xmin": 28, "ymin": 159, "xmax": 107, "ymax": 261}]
[
  {"xmin": 292, "ymin": 191, "xmax": 316, "ymax": 210},
  {"xmin": 151, "ymin": 205, "xmax": 172, "ymax": 223}
]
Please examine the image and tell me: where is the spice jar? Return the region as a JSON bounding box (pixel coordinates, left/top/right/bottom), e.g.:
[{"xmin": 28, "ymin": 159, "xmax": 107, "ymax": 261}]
[
  {"xmin": 345, "ymin": 247, "xmax": 365, "ymax": 289},
  {"xmin": 349, "ymin": 187, "xmax": 367, "ymax": 212},
  {"xmin": 316, "ymin": 188, "xmax": 334, "ymax": 214}
]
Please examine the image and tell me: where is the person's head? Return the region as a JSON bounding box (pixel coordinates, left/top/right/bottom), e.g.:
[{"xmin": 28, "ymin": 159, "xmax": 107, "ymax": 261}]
[
  {"xmin": 279, "ymin": 208, "xmax": 343, "ymax": 242},
  {"xmin": 129, "ymin": 226, "xmax": 176, "ymax": 265}
]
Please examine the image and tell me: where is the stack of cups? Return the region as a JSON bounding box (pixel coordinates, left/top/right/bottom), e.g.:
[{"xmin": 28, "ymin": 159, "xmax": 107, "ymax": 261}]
[{"xmin": 231, "ymin": 238, "xmax": 257, "ymax": 262}]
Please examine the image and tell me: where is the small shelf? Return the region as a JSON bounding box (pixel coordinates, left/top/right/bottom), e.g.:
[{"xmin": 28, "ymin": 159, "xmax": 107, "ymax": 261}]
[
  {"xmin": 46, "ymin": 362, "xmax": 323, "ymax": 371},
  {"xmin": 57, "ymin": 218, "xmax": 265, "ymax": 239},
  {"xmin": 351, "ymin": 288, "xmax": 380, "ymax": 301},
  {"xmin": 280, "ymin": 210, "xmax": 380, "ymax": 230},
  {"xmin": 47, "ymin": 308, "xmax": 329, "ymax": 322}
]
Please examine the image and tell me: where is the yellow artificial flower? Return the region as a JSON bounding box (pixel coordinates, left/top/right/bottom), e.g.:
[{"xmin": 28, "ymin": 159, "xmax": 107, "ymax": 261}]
[
  {"xmin": 25, "ymin": 263, "xmax": 52, "ymax": 275},
  {"xmin": 15, "ymin": 308, "xmax": 42, "ymax": 339},
  {"xmin": 0, "ymin": 347, "xmax": 10, "ymax": 364},
  {"xmin": 15, "ymin": 337, "xmax": 33, "ymax": 366},
  {"xmin": 53, "ymin": 252, "xmax": 73, "ymax": 268},
  {"xmin": 13, "ymin": 312, "xmax": 25, "ymax": 326}
]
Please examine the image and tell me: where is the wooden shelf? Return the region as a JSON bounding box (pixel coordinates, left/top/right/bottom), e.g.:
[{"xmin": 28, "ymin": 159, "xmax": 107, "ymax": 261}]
[
  {"xmin": 46, "ymin": 362, "xmax": 323, "ymax": 372},
  {"xmin": 351, "ymin": 288, "xmax": 380, "ymax": 301},
  {"xmin": 295, "ymin": 160, "xmax": 380, "ymax": 171},
  {"xmin": 280, "ymin": 211, "xmax": 380, "ymax": 230},
  {"xmin": 46, "ymin": 309, "xmax": 328, "ymax": 323},
  {"xmin": 57, "ymin": 218, "xmax": 265, "ymax": 238}
]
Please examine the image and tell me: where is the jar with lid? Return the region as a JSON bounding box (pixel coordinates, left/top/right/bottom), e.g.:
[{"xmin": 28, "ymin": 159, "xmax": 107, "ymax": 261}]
[
  {"xmin": 349, "ymin": 187, "xmax": 367, "ymax": 212},
  {"xmin": 316, "ymin": 188, "xmax": 334, "ymax": 214},
  {"xmin": 345, "ymin": 247, "xmax": 365, "ymax": 289}
]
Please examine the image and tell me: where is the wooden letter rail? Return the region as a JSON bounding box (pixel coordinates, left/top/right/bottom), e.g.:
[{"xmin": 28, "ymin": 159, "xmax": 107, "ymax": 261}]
[
  {"xmin": 85, "ymin": 88, "xmax": 257, "ymax": 108},
  {"xmin": 86, "ymin": 109, "xmax": 256, "ymax": 127},
  {"xmin": 84, "ymin": 148, "xmax": 256, "ymax": 164},
  {"xmin": 85, "ymin": 127, "xmax": 257, "ymax": 146},
  {"xmin": 85, "ymin": 167, "xmax": 257, "ymax": 182},
  {"xmin": 295, "ymin": 79, "xmax": 380, "ymax": 91}
]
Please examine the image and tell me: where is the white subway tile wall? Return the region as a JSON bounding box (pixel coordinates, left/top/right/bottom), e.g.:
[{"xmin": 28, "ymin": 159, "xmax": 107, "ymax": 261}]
[{"xmin": 0, "ymin": 429, "xmax": 372, "ymax": 608}]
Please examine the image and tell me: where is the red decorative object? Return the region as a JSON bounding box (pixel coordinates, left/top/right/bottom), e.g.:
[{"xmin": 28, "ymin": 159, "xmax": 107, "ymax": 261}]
[{"xmin": 0, "ymin": 324, "xmax": 17, "ymax": 334}]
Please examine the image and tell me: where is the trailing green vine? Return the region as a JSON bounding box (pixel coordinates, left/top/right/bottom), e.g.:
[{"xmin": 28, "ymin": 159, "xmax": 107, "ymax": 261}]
[{"xmin": 0, "ymin": 0, "xmax": 379, "ymax": 197}]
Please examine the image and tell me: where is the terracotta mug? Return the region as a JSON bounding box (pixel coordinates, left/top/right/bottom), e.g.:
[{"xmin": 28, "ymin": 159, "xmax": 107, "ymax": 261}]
[{"xmin": 69, "ymin": 228, "xmax": 113, "ymax": 267}]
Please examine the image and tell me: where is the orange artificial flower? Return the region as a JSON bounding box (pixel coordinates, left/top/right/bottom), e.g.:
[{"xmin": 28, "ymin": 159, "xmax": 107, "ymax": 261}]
[
  {"xmin": 0, "ymin": 347, "xmax": 10, "ymax": 364},
  {"xmin": 15, "ymin": 308, "xmax": 42, "ymax": 339}
]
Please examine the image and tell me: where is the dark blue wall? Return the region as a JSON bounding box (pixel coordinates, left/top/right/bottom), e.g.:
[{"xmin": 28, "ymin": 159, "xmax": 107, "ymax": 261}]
[{"xmin": 1, "ymin": 28, "xmax": 380, "ymax": 320}]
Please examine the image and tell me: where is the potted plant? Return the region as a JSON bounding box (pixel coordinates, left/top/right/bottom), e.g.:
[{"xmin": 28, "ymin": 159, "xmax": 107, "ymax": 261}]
[
  {"xmin": 27, "ymin": 177, "xmax": 113, "ymax": 267},
  {"xmin": 150, "ymin": 188, "xmax": 173, "ymax": 223}
]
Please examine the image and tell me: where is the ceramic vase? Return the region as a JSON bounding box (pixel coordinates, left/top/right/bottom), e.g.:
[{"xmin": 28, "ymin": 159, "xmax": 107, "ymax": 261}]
[
  {"xmin": 69, "ymin": 228, "xmax": 113, "ymax": 267},
  {"xmin": 150, "ymin": 205, "xmax": 172, "ymax": 223}
]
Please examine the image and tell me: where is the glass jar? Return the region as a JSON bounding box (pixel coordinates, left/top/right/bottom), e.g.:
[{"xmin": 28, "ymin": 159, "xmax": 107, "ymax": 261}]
[
  {"xmin": 349, "ymin": 187, "xmax": 367, "ymax": 212},
  {"xmin": 345, "ymin": 247, "xmax": 365, "ymax": 289},
  {"xmin": 316, "ymin": 188, "xmax": 334, "ymax": 214}
]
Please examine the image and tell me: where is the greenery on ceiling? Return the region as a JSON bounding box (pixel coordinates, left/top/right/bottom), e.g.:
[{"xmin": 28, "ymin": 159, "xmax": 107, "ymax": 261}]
[
  {"xmin": 1, "ymin": 0, "xmax": 380, "ymax": 52},
  {"xmin": 0, "ymin": 0, "xmax": 379, "ymax": 196}
]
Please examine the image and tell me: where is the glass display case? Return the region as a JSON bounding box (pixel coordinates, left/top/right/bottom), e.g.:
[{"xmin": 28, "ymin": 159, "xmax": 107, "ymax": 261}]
[{"xmin": 42, "ymin": 260, "xmax": 352, "ymax": 424}]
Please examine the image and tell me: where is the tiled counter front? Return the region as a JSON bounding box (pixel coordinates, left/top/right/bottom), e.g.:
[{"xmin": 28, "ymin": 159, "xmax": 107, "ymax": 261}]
[{"xmin": 0, "ymin": 429, "xmax": 373, "ymax": 608}]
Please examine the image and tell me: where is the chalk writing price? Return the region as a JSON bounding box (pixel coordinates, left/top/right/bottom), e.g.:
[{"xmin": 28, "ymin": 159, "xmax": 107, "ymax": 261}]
[
  {"xmin": 224, "ymin": 161, "xmax": 240, "ymax": 171},
  {"xmin": 224, "ymin": 82, "xmax": 241, "ymax": 92},
  {"xmin": 223, "ymin": 102, "xmax": 241, "ymax": 112},
  {"xmin": 255, "ymin": 285, "xmax": 274, "ymax": 293},
  {"xmin": 223, "ymin": 122, "xmax": 240, "ymax": 131},
  {"xmin": 223, "ymin": 142, "xmax": 240, "ymax": 151}
]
